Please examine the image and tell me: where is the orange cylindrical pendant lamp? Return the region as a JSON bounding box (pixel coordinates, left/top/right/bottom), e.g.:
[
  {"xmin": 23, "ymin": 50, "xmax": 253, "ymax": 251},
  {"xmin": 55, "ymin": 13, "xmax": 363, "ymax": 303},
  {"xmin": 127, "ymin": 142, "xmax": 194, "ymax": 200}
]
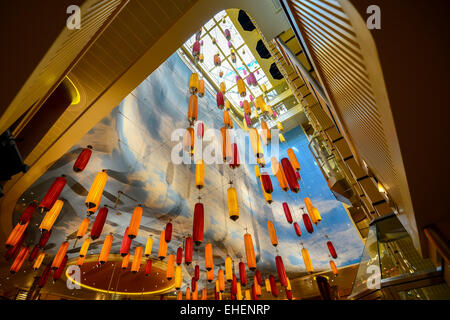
[
  {"xmin": 188, "ymin": 94, "xmax": 198, "ymax": 123},
  {"xmin": 218, "ymin": 269, "xmax": 225, "ymax": 292},
  {"xmin": 267, "ymin": 220, "xmax": 278, "ymax": 247},
  {"xmin": 225, "ymin": 256, "xmax": 233, "ymax": 282},
  {"xmin": 205, "ymin": 242, "xmax": 213, "ymax": 271},
  {"xmin": 128, "ymin": 205, "xmax": 143, "ymax": 239},
  {"xmin": 287, "ymin": 148, "xmax": 300, "ymax": 171},
  {"xmin": 99, "ymin": 234, "xmax": 113, "ymax": 264},
  {"xmin": 271, "ymin": 157, "xmax": 289, "ymax": 191},
  {"xmin": 76, "ymin": 218, "xmax": 89, "ymax": 239},
  {"xmin": 207, "ymin": 267, "xmax": 214, "ymax": 282},
  {"xmin": 131, "ymin": 246, "xmax": 143, "ymax": 273},
  {"xmin": 330, "ymin": 260, "xmax": 338, "ymax": 275},
  {"xmin": 121, "ymin": 254, "xmax": 130, "ymax": 269},
  {"xmin": 5, "ymin": 222, "xmax": 29, "ymax": 248},
  {"xmin": 166, "ymin": 254, "xmax": 175, "ymax": 280},
  {"xmin": 158, "ymin": 230, "xmax": 168, "ymax": 260},
  {"xmin": 51, "ymin": 241, "xmax": 69, "ymax": 270},
  {"xmin": 79, "ymin": 238, "xmax": 90, "ymax": 257},
  {"xmin": 244, "ymin": 233, "xmax": 256, "ymax": 271}
]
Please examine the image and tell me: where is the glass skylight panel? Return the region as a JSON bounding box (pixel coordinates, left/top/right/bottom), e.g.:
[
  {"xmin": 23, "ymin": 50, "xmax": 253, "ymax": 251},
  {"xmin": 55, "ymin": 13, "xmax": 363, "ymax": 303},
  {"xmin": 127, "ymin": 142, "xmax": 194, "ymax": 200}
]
[
  {"xmin": 182, "ymin": 9, "xmax": 275, "ymax": 120},
  {"xmin": 214, "ymin": 10, "xmax": 226, "ymax": 22},
  {"xmin": 204, "ymin": 18, "xmax": 216, "ymax": 31}
]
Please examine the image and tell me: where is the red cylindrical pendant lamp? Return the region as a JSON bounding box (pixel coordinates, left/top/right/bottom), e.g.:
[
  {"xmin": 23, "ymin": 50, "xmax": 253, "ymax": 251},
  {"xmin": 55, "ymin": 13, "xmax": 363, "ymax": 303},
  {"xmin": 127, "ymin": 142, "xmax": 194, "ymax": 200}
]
[
  {"xmin": 281, "ymin": 158, "xmax": 300, "ymax": 193},
  {"xmin": 275, "ymin": 255, "xmax": 288, "ymax": 287},
  {"xmin": 327, "ymin": 240, "xmax": 338, "ymax": 259},
  {"xmin": 282, "ymin": 202, "xmax": 293, "ymax": 224},
  {"xmin": 261, "ymin": 173, "xmax": 273, "ymax": 194},
  {"xmin": 193, "ymin": 203, "xmax": 204, "ymax": 246},
  {"xmin": 19, "ymin": 202, "xmax": 37, "ymax": 225},
  {"xmin": 239, "ymin": 261, "xmax": 247, "ymax": 286},
  {"xmin": 165, "ymin": 221, "xmax": 172, "ymax": 243},
  {"xmin": 185, "ymin": 236, "xmax": 193, "ymax": 265},
  {"xmin": 120, "ymin": 227, "xmax": 132, "ymax": 257},
  {"xmin": 73, "ymin": 146, "xmax": 93, "ymax": 172},
  {"xmin": 39, "ymin": 176, "xmax": 66, "ymax": 211},
  {"xmin": 90, "ymin": 206, "xmax": 108, "ymax": 240}
]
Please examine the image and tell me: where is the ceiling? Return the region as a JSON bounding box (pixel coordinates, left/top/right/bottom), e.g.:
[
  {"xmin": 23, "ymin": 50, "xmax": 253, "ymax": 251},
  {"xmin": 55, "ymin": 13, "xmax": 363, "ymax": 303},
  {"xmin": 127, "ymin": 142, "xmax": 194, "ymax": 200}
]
[
  {"xmin": 6, "ymin": 46, "xmax": 363, "ymax": 296},
  {"xmin": 1, "ymin": 1, "xmax": 365, "ymax": 299}
]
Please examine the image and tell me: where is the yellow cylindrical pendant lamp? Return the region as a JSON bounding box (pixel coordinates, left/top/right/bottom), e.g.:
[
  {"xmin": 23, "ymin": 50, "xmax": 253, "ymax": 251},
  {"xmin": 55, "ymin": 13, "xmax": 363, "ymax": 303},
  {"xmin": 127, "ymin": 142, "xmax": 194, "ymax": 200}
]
[
  {"xmin": 260, "ymin": 176, "xmax": 273, "ymax": 204},
  {"xmin": 237, "ymin": 282, "xmax": 243, "ymax": 300},
  {"xmin": 249, "ymin": 128, "xmax": 263, "ymax": 158},
  {"xmin": 85, "ymin": 171, "xmax": 108, "ymax": 210},
  {"xmin": 304, "ymin": 198, "xmax": 318, "ymax": 224},
  {"xmin": 33, "ymin": 252, "xmax": 46, "ymax": 270},
  {"xmin": 225, "ymin": 99, "xmax": 231, "ymax": 110},
  {"xmin": 237, "ymin": 78, "xmax": 246, "ymax": 97},
  {"xmin": 265, "ymin": 278, "xmax": 271, "ymax": 292},
  {"xmin": 195, "ymin": 160, "xmax": 205, "ymax": 189},
  {"xmin": 145, "ymin": 237, "xmax": 153, "ymax": 257},
  {"xmin": 254, "ymin": 165, "xmax": 261, "ymax": 178},
  {"xmin": 189, "ymin": 73, "xmax": 199, "ymax": 94},
  {"xmin": 39, "ymin": 200, "xmax": 64, "ymax": 232},
  {"xmin": 175, "ymin": 265, "xmax": 183, "ymax": 289},
  {"xmin": 313, "ymin": 207, "xmax": 322, "ymax": 222},
  {"xmin": 277, "ymin": 121, "xmax": 284, "ymax": 132},
  {"xmin": 227, "ymin": 187, "xmax": 239, "ymax": 221},
  {"xmin": 302, "ymin": 247, "xmax": 314, "ymax": 273}
]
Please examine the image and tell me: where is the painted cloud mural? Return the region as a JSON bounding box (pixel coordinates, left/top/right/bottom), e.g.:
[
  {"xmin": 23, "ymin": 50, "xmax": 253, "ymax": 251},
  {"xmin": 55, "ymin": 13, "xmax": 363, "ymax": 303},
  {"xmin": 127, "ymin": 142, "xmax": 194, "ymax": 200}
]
[{"xmin": 14, "ymin": 52, "xmax": 363, "ymax": 285}]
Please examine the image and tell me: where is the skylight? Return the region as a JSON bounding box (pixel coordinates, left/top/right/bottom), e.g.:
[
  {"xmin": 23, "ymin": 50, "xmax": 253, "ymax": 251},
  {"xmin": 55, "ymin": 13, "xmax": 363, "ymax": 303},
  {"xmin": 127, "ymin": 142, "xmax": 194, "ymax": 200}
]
[{"xmin": 183, "ymin": 10, "xmax": 273, "ymax": 112}]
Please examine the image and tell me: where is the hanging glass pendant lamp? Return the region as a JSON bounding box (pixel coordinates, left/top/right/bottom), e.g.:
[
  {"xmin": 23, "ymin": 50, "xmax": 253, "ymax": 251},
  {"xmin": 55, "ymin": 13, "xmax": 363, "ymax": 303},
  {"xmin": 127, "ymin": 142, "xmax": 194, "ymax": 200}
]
[{"xmin": 85, "ymin": 170, "xmax": 108, "ymax": 212}]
